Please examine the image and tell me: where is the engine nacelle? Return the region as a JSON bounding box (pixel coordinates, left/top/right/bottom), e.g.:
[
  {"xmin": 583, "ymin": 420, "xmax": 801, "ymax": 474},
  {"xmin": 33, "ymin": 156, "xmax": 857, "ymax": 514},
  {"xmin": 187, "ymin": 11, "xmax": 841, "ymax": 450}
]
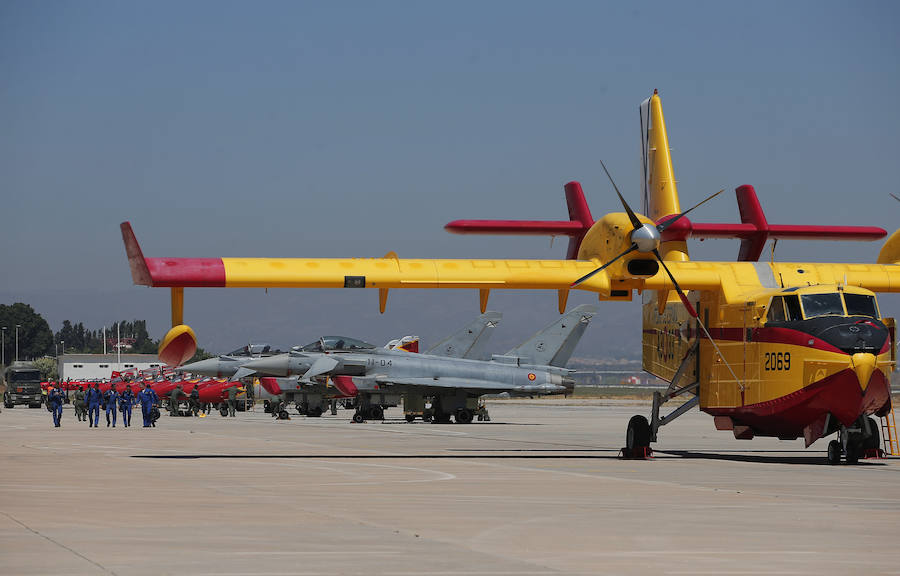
[{"xmin": 577, "ymin": 212, "xmax": 662, "ymax": 278}]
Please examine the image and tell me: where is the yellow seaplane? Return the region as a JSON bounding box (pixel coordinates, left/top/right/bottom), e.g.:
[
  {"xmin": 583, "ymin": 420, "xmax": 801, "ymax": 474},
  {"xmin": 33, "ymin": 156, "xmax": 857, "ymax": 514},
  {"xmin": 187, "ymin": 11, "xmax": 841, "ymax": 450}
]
[{"xmin": 121, "ymin": 91, "xmax": 898, "ymax": 464}]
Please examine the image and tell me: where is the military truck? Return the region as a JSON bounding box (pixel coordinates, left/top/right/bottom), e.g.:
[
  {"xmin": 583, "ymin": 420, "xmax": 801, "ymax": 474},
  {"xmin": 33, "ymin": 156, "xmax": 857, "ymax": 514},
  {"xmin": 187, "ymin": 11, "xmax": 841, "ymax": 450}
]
[{"xmin": 3, "ymin": 361, "xmax": 44, "ymax": 408}]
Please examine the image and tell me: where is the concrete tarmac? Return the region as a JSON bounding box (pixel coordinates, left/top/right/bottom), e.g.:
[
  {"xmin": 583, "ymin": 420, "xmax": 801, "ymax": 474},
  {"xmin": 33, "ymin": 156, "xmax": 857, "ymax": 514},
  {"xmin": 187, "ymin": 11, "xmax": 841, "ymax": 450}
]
[{"xmin": 1, "ymin": 400, "xmax": 899, "ymax": 575}]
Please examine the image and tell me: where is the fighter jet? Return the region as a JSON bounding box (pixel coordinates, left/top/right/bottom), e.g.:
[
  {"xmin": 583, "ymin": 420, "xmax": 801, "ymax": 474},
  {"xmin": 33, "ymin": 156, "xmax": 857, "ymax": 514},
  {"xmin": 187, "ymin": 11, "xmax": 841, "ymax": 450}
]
[
  {"xmin": 245, "ymin": 305, "xmax": 597, "ymax": 423},
  {"xmin": 177, "ymin": 343, "xmax": 282, "ymax": 380},
  {"xmin": 242, "ymin": 312, "xmax": 503, "ymax": 417}
]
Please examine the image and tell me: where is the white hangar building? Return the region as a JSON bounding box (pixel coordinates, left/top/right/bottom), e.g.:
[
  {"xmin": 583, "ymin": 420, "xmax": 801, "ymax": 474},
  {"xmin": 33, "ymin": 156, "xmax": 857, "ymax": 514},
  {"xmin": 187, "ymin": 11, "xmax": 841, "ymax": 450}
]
[{"xmin": 57, "ymin": 353, "xmax": 162, "ymax": 381}]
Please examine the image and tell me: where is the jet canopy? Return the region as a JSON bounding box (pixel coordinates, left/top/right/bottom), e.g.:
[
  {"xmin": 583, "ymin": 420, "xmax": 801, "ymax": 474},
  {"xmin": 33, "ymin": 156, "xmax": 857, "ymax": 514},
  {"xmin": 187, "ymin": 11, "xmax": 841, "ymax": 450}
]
[
  {"xmin": 765, "ymin": 286, "xmax": 880, "ymax": 323},
  {"xmin": 226, "ymin": 343, "xmax": 273, "ymax": 357},
  {"xmin": 294, "ymin": 336, "xmax": 375, "ymax": 353}
]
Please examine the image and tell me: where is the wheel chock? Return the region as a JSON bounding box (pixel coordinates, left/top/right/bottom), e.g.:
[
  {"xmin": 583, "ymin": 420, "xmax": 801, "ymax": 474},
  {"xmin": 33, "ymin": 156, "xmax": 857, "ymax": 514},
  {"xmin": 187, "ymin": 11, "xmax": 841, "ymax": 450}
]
[
  {"xmin": 863, "ymin": 448, "xmax": 885, "ymax": 460},
  {"xmin": 618, "ymin": 446, "xmax": 653, "ymax": 460}
]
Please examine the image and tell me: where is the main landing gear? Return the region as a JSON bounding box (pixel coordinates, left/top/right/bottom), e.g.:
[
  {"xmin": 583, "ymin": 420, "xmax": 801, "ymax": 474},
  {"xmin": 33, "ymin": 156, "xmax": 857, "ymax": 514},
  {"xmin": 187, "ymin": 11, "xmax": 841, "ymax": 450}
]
[
  {"xmin": 351, "ymin": 405, "xmax": 385, "ymax": 423},
  {"xmin": 827, "ymin": 416, "xmax": 881, "ymax": 465},
  {"xmin": 622, "ymin": 342, "xmax": 700, "ymax": 459}
]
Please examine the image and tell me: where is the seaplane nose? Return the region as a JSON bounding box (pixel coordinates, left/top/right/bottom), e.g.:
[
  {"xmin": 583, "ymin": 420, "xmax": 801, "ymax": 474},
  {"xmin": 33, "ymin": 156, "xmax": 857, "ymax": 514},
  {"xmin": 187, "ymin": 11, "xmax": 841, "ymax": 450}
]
[
  {"xmin": 244, "ymin": 355, "xmax": 289, "ymax": 376},
  {"xmin": 849, "ymin": 352, "xmax": 877, "ymax": 391}
]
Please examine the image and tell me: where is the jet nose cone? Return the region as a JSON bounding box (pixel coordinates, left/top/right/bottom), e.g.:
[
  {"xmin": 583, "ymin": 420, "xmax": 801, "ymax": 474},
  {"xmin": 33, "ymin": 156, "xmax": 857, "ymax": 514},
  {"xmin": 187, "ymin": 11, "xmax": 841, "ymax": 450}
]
[
  {"xmin": 244, "ymin": 355, "xmax": 290, "ymax": 376},
  {"xmin": 180, "ymin": 358, "xmax": 221, "ymax": 377},
  {"xmin": 850, "ymin": 352, "xmax": 877, "ymax": 391}
]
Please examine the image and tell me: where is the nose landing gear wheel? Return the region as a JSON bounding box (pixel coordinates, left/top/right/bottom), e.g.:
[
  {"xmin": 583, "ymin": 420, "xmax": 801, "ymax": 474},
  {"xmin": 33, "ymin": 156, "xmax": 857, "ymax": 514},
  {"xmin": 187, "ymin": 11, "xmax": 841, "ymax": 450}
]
[
  {"xmin": 845, "ymin": 442, "xmax": 860, "ymax": 465},
  {"xmin": 827, "ymin": 439, "xmax": 841, "ymax": 465}
]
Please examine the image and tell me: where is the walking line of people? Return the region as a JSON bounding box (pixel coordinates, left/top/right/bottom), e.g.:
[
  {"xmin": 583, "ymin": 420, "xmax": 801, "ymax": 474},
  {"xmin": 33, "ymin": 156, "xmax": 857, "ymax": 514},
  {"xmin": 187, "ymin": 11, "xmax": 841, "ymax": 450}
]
[{"xmin": 57, "ymin": 381, "xmax": 161, "ymax": 428}]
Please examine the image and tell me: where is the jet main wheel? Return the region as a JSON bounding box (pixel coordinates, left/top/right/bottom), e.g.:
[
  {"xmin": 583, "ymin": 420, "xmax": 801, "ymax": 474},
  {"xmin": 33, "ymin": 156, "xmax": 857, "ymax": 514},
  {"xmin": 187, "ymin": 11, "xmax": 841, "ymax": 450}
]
[
  {"xmin": 626, "ymin": 415, "xmax": 651, "ymax": 456},
  {"xmin": 454, "ymin": 408, "xmax": 473, "ymax": 424},
  {"xmin": 827, "ymin": 439, "xmax": 842, "ymax": 465},
  {"xmin": 307, "ymin": 406, "xmax": 323, "ymax": 418},
  {"xmin": 368, "ymin": 405, "xmax": 384, "ymax": 420},
  {"xmin": 405, "ymin": 414, "xmax": 416, "ymax": 423},
  {"xmin": 352, "ymin": 412, "xmax": 365, "ymax": 423}
]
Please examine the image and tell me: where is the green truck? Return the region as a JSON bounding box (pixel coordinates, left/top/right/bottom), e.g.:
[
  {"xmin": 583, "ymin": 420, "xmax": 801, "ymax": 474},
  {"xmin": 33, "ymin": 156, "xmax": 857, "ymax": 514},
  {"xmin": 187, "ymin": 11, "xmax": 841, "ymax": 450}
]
[{"xmin": 3, "ymin": 361, "xmax": 43, "ymax": 408}]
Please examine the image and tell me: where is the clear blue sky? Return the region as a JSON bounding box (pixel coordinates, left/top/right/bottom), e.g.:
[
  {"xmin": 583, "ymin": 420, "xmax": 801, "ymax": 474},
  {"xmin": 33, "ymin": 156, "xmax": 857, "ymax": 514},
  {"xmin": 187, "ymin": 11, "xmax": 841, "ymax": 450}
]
[{"xmin": 2, "ymin": 1, "xmax": 899, "ymax": 351}]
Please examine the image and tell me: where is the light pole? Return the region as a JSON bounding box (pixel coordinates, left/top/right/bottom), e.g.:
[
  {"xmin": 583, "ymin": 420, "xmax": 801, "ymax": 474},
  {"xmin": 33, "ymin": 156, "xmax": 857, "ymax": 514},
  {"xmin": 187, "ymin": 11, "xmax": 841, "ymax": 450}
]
[
  {"xmin": 1, "ymin": 326, "xmax": 6, "ymax": 366},
  {"xmin": 15, "ymin": 324, "xmax": 21, "ymax": 362}
]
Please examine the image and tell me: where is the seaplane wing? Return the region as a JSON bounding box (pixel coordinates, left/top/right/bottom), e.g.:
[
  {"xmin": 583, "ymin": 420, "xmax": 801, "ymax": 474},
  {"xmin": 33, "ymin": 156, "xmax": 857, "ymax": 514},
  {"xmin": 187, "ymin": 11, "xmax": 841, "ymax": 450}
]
[
  {"xmin": 122, "ymin": 223, "xmax": 605, "ymax": 292},
  {"xmin": 123, "ymin": 219, "xmax": 900, "ymax": 297}
]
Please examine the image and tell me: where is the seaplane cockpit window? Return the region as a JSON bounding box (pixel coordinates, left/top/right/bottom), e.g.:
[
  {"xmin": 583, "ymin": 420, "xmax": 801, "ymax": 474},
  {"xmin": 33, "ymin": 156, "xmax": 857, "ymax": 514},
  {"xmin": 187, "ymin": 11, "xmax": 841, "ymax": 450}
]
[
  {"xmin": 784, "ymin": 295, "xmax": 802, "ymax": 321},
  {"xmin": 844, "ymin": 293, "xmax": 879, "ymax": 318},
  {"xmin": 801, "ymin": 293, "xmax": 844, "ymax": 319},
  {"xmin": 767, "ymin": 296, "xmax": 787, "ymax": 323}
]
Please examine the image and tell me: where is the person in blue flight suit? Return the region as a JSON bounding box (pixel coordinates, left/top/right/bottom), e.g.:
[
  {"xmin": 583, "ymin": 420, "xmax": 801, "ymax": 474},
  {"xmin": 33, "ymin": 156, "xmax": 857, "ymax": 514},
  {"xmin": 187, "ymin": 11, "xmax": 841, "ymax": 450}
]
[
  {"xmin": 119, "ymin": 384, "xmax": 135, "ymax": 427},
  {"xmin": 139, "ymin": 382, "xmax": 159, "ymax": 428},
  {"xmin": 86, "ymin": 382, "xmax": 103, "ymax": 428},
  {"xmin": 48, "ymin": 386, "xmax": 64, "ymax": 427},
  {"xmin": 104, "ymin": 384, "xmax": 120, "ymax": 427}
]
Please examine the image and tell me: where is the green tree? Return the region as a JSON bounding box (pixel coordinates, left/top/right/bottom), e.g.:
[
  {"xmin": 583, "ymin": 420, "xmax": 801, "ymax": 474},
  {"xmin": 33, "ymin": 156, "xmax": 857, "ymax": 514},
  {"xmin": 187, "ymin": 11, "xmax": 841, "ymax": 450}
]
[
  {"xmin": 0, "ymin": 303, "xmax": 54, "ymax": 366},
  {"xmin": 32, "ymin": 357, "xmax": 59, "ymax": 381}
]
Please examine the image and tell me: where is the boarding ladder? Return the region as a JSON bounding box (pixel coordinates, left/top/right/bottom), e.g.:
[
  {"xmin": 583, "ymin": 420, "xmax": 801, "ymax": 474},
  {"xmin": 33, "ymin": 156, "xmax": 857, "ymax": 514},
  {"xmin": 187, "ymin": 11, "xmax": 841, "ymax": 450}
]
[{"xmin": 881, "ymin": 407, "xmax": 899, "ymax": 456}]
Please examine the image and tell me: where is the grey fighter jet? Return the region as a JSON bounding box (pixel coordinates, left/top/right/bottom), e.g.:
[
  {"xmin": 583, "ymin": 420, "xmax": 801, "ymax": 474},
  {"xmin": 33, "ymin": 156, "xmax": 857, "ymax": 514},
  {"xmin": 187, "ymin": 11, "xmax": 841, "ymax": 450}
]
[
  {"xmin": 242, "ymin": 312, "xmax": 503, "ymax": 417},
  {"xmin": 178, "ymin": 343, "xmax": 281, "ymax": 379},
  {"xmin": 245, "ymin": 304, "xmax": 597, "ymax": 423}
]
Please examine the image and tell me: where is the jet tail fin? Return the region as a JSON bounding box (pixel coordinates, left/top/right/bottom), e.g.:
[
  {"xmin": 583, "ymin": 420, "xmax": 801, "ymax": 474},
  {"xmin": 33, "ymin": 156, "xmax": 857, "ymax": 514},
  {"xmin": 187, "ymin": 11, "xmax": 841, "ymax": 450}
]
[
  {"xmin": 426, "ymin": 311, "xmax": 502, "ymax": 360},
  {"xmin": 504, "ymin": 304, "xmax": 598, "ymax": 367}
]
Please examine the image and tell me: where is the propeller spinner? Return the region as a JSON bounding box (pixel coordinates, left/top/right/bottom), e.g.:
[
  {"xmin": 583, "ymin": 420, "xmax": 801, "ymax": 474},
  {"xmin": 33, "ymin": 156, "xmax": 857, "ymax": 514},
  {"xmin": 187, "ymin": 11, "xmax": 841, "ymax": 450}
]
[{"xmin": 570, "ymin": 157, "xmax": 722, "ymax": 310}]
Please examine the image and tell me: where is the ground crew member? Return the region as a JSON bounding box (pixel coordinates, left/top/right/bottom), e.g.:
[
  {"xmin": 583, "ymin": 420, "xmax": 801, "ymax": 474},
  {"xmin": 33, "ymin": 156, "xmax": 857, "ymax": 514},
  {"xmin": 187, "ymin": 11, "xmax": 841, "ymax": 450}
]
[
  {"xmin": 170, "ymin": 383, "xmax": 185, "ymax": 416},
  {"xmin": 189, "ymin": 384, "xmax": 200, "ymax": 416},
  {"xmin": 73, "ymin": 385, "xmax": 86, "ymax": 422},
  {"xmin": 227, "ymin": 385, "xmax": 238, "ymax": 417},
  {"xmin": 86, "ymin": 382, "xmax": 102, "ymax": 427},
  {"xmin": 104, "ymin": 384, "xmax": 120, "ymax": 427},
  {"xmin": 48, "ymin": 386, "xmax": 63, "ymax": 427},
  {"xmin": 120, "ymin": 384, "xmax": 135, "ymax": 427},
  {"xmin": 139, "ymin": 382, "xmax": 159, "ymax": 427}
]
